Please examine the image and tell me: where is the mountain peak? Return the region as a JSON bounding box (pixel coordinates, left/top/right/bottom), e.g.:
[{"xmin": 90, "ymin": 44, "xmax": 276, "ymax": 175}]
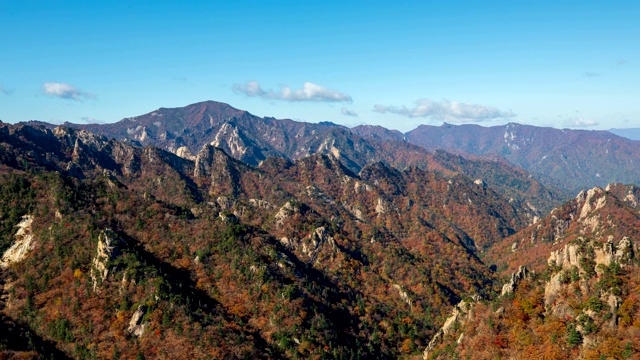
[{"xmin": 157, "ymin": 99, "xmax": 241, "ymax": 112}]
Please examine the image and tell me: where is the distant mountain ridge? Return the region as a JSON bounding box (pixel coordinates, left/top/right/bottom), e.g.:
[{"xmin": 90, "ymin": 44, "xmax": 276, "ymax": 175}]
[
  {"xmin": 609, "ymin": 127, "xmax": 640, "ymax": 141},
  {"xmin": 401, "ymin": 122, "xmax": 640, "ymax": 194}
]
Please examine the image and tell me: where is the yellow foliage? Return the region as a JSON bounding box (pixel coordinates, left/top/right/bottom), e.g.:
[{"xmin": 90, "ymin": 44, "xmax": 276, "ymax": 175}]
[
  {"xmin": 196, "ymin": 278, "xmax": 209, "ymax": 290},
  {"xmin": 401, "ymin": 316, "xmax": 413, "ymax": 324},
  {"xmin": 175, "ymin": 257, "xmax": 190, "ymax": 269},
  {"xmin": 297, "ymin": 339, "xmax": 311, "ymax": 354},
  {"xmin": 400, "ymin": 338, "xmax": 413, "ymax": 354},
  {"xmin": 617, "ymin": 296, "xmax": 637, "ymax": 327}
]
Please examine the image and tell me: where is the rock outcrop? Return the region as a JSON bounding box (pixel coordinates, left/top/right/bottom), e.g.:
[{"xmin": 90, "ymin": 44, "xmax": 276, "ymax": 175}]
[
  {"xmin": 501, "ymin": 265, "xmax": 530, "ymax": 296},
  {"xmin": 548, "ymin": 237, "xmax": 635, "ymax": 272},
  {"xmin": 278, "ymin": 226, "xmax": 338, "ymax": 264},
  {"xmin": 274, "ymin": 201, "xmax": 300, "ymax": 227},
  {"xmin": 594, "ymin": 236, "xmax": 634, "ymax": 267},
  {"xmin": 576, "ymin": 187, "xmax": 606, "ymax": 220},
  {"xmin": 302, "ymin": 227, "xmax": 337, "ymax": 263},
  {"xmin": 545, "ymin": 237, "xmax": 636, "ymax": 317},
  {"xmin": 0, "ymin": 215, "xmax": 35, "ymax": 269},
  {"xmin": 175, "ymin": 146, "xmax": 196, "ymax": 161},
  {"xmin": 90, "ymin": 229, "xmax": 122, "ymax": 291},
  {"xmin": 193, "ymin": 145, "xmax": 243, "ymax": 195},
  {"xmin": 548, "ymin": 243, "xmax": 581, "ymax": 269},
  {"xmin": 127, "ymin": 304, "xmax": 147, "ymax": 337},
  {"xmin": 423, "ymin": 295, "xmax": 480, "ymax": 359},
  {"xmin": 392, "ymin": 284, "xmax": 413, "ymax": 310}
]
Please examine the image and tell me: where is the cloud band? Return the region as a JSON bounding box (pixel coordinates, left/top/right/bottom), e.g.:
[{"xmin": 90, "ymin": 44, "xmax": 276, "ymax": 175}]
[
  {"xmin": 373, "ymin": 98, "xmax": 515, "ymax": 123},
  {"xmin": 234, "ymin": 81, "xmax": 352, "ymax": 103}
]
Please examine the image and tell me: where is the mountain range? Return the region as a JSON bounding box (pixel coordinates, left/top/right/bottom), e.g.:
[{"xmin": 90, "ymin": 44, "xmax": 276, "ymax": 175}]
[
  {"xmin": 354, "ymin": 122, "xmax": 640, "ymax": 195},
  {"xmin": 408, "ymin": 123, "xmax": 640, "ymax": 194},
  {"xmin": 1, "ymin": 101, "xmax": 639, "ymax": 359},
  {"xmin": 35, "ymin": 100, "xmax": 562, "ymax": 215},
  {"xmin": 47, "ymin": 101, "xmax": 640, "ymax": 197}
]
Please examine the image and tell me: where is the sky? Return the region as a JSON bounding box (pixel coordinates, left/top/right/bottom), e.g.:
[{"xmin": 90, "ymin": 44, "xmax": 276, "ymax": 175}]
[{"xmin": 1, "ymin": 1, "xmax": 639, "ymax": 132}]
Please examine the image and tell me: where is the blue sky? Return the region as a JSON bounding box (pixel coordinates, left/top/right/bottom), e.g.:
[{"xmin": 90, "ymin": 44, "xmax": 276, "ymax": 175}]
[{"xmin": 1, "ymin": 1, "xmax": 638, "ymax": 132}]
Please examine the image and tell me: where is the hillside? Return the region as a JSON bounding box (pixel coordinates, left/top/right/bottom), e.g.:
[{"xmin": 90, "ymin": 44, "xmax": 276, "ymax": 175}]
[
  {"xmin": 424, "ymin": 184, "xmax": 640, "ymax": 359},
  {"xmin": 486, "ymin": 183, "xmax": 640, "ymax": 275},
  {"xmin": 0, "ymin": 122, "xmax": 534, "ymax": 358}
]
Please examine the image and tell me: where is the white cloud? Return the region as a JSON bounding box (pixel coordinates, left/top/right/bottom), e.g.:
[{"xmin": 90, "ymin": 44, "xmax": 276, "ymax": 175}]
[
  {"xmin": 563, "ymin": 117, "xmax": 599, "ymax": 128},
  {"xmin": 341, "ymin": 108, "xmax": 358, "ymax": 117},
  {"xmin": 234, "ymin": 81, "xmax": 265, "ymax": 97},
  {"xmin": 373, "ymin": 98, "xmax": 515, "ymax": 123},
  {"xmin": 42, "ymin": 82, "xmax": 95, "ymax": 101},
  {"xmin": 80, "ymin": 116, "xmax": 104, "ymax": 124},
  {"xmin": 233, "ymin": 81, "xmax": 352, "ymax": 103}
]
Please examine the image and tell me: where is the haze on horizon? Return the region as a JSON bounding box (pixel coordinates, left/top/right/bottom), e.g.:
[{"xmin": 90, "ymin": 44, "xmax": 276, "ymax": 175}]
[{"xmin": 1, "ymin": 1, "xmax": 638, "ymax": 133}]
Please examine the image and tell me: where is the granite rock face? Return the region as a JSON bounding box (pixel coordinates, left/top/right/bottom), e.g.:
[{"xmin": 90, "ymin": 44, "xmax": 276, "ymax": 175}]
[
  {"xmin": 501, "ymin": 265, "xmax": 530, "ymax": 296},
  {"xmin": 0, "ymin": 215, "xmax": 35, "ymax": 269},
  {"xmin": 90, "ymin": 229, "xmax": 123, "ymax": 291},
  {"xmin": 127, "ymin": 305, "xmax": 147, "ymax": 337},
  {"xmin": 423, "ymin": 295, "xmax": 481, "ymax": 360}
]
